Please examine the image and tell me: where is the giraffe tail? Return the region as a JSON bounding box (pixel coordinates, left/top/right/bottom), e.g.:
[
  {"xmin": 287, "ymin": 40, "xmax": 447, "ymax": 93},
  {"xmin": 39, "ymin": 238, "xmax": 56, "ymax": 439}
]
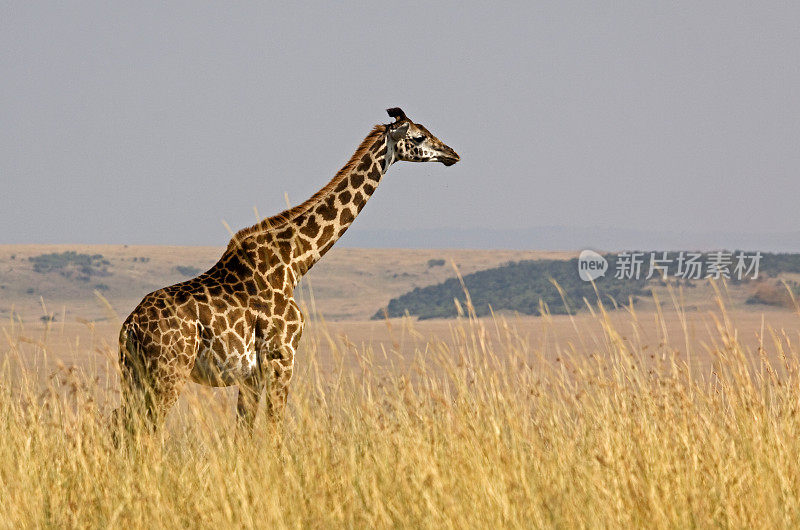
[{"xmin": 118, "ymin": 321, "xmax": 140, "ymax": 384}]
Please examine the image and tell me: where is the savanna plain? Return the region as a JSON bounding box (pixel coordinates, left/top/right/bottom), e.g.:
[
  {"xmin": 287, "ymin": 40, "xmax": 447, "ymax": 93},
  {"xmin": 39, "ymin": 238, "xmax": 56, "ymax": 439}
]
[{"xmin": 2, "ymin": 244, "xmax": 800, "ymax": 528}]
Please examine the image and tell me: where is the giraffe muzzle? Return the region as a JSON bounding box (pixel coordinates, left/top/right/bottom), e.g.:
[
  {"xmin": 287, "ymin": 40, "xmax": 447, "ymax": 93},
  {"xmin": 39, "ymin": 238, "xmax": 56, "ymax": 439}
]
[{"xmin": 438, "ymin": 145, "xmax": 460, "ymax": 166}]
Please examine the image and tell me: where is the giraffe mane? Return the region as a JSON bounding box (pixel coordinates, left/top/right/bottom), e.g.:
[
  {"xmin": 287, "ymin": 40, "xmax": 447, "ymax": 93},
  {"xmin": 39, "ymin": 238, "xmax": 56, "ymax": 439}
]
[{"xmin": 226, "ymin": 124, "xmax": 387, "ymax": 252}]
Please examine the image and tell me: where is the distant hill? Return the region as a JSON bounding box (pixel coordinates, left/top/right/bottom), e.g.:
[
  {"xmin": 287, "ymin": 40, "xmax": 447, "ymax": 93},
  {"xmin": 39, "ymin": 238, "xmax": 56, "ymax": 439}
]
[
  {"xmin": 4, "ymin": 246, "xmax": 800, "ymax": 323},
  {"xmin": 375, "ymin": 252, "xmax": 800, "ymax": 320},
  {"xmin": 374, "ymin": 258, "xmax": 648, "ymax": 320}
]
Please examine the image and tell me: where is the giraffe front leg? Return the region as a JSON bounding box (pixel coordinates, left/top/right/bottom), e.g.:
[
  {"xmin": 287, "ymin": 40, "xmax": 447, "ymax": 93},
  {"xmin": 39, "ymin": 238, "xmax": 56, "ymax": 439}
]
[
  {"xmin": 236, "ymin": 377, "xmax": 263, "ymax": 437},
  {"xmin": 260, "ymin": 298, "xmax": 303, "ymax": 437},
  {"xmin": 265, "ymin": 348, "xmax": 295, "ymax": 433}
]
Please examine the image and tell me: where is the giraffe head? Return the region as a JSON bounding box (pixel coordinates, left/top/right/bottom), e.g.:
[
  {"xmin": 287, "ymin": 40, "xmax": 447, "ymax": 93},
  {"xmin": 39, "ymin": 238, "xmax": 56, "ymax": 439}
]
[{"xmin": 386, "ymin": 108, "xmax": 460, "ymax": 167}]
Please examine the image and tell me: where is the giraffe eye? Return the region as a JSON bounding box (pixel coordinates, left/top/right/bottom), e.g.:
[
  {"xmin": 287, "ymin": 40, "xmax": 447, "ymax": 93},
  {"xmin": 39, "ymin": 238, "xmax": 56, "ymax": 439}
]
[{"xmin": 412, "ymin": 136, "xmax": 426, "ymax": 144}]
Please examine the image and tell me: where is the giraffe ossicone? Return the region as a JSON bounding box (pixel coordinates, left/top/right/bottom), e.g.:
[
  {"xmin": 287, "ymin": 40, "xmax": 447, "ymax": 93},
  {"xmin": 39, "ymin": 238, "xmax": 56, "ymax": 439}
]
[{"xmin": 115, "ymin": 108, "xmax": 459, "ymax": 437}]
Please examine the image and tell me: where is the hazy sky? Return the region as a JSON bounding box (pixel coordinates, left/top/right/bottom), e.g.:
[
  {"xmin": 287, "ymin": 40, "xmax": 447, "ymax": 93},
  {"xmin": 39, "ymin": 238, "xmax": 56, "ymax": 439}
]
[{"xmin": 3, "ymin": 2, "xmax": 800, "ymax": 248}]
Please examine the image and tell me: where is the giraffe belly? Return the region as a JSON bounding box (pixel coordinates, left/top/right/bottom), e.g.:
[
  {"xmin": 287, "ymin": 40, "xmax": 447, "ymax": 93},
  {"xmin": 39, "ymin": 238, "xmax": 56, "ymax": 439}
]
[{"xmin": 190, "ymin": 340, "xmax": 259, "ymax": 387}]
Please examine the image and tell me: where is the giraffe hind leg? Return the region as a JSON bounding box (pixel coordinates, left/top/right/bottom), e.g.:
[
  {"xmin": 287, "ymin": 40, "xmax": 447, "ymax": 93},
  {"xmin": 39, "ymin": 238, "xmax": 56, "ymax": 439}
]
[
  {"xmin": 113, "ymin": 336, "xmax": 155, "ymax": 442},
  {"xmin": 117, "ymin": 363, "xmax": 187, "ymax": 438},
  {"xmin": 115, "ymin": 340, "xmax": 191, "ymax": 441}
]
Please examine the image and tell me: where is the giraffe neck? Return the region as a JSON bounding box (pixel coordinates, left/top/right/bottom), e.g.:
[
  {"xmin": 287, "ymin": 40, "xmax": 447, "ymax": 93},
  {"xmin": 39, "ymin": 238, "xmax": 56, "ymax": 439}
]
[
  {"xmin": 285, "ymin": 130, "xmax": 390, "ymax": 277},
  {"xmin": 226, "ymin": 125, "xmax": 393, "ymax": 290}
]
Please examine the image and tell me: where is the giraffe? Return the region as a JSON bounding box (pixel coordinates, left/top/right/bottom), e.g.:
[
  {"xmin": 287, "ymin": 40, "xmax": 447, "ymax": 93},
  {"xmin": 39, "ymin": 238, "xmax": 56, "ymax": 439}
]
[{"xmin": 115, "ymin": 107, "xmax": 459, "ymax": 436}]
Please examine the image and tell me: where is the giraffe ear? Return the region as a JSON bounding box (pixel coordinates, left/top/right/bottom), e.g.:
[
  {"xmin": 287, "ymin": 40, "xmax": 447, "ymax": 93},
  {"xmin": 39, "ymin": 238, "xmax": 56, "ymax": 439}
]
[{"xmin": 389, "ymin": 122, "xmax": 409, "ymax": 141}]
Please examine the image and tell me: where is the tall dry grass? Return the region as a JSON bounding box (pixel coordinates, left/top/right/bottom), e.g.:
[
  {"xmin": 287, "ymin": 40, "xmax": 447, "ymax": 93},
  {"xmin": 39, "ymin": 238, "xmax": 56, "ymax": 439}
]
[{"xmin": 1, "ymin": 286, "xmax": 800, "ymax": 528}]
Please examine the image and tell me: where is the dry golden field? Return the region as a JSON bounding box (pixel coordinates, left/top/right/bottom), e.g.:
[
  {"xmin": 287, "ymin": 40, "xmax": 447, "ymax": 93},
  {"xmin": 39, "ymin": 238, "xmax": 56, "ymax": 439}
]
[{"xmin": 2, "ymin": 245, "xmax": 800, "ymax": 527}]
